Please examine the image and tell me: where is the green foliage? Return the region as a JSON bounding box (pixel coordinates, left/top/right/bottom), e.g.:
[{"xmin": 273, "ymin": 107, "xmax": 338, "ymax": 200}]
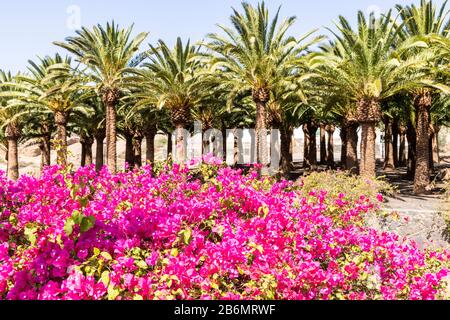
[
  {"xmin": 204, "ymin": 1, "xmax": 322, "ymax": 109},
  {"xmin": 64, "ymin": 210, "xmax": 96, "ymax": 237},
  {"xmin": 295, "ymin": 171, "xmax": 395, "ymax": 227},
  {"xmin": 134, "ymin": 38, "xmax": 208, "ymax": 113},
  {"xmin": 54, "ymin": 21, "xmax": 148, "ymax": 96},
  {"xmin": 298, "ymin": 170, "xmax": 395, "ymax": 203}
]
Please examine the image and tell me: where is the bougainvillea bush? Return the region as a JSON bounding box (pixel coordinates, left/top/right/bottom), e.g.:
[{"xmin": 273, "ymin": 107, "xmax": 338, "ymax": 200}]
[{"xmin": 0, "ymin": 159, "xmax": 449, "ymax": 300}]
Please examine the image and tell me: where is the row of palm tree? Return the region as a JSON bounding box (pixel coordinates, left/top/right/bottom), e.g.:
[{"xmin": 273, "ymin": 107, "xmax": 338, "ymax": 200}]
[{"xmin": 0, "ymin": 0, "xmax": 449, "ymax": 195}]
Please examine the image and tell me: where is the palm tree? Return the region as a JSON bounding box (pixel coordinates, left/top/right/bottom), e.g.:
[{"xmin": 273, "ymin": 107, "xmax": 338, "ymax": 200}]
[
  {"xmin": 0, "ymin": 55, "xmax": 83, "ymax": 166},
  {"xmin": 80, "ymin": 96, "xmax": 106, "ymax": 171},
  {"xmin": 205, "ymin": 1, "xmax": 321, "ymax": 174},
  {"xmin": 133, "ymin": 38, "xmax": 206, "ymax": 163},
  {"xmin": 310, "ymin": 10, "xmax": 444, "ymax": 178},
  {"xmin": 396, "ymin": 0, "xmax": 450, "ymax": 193},
  {"xmin": 0, "ymin": 70, "xmax": 25, "ymax": 180},
  {"xmin": 27, "ymin": 55, "xmax": 82, "ymax": 166},
  {"xmin": 125, "ymin": 74, "xmax": 171, "ymax": 164},
  {"xmin": 25, "ymin": 110, "xmax": 55, "ymax": 173},
  {"xmin": 37, "ymin": 57, "xmax": 84, "ymax": 166},
  {"xmin": 266, "ymin": 52, "xmax": 315, "ymax": 174},
  {"xmin": 430, "ymin": 93, "xmax": 450, "ymax": 166},
  {"xmin": 382, "ymin": 98, "xmax": 403, "ymax": 172},
  {"xmin": 70, "ymin": 100, "xmax": 105, "ymax": 168},
  {"xmin": 55, "ymin": 21, "xmax": 148, "ymax": 173}
]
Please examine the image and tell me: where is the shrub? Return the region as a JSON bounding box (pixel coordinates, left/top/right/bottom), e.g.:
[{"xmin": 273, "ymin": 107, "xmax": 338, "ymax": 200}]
[
  {"xmin": 298, "ymin": 170, "xmax": 394, "ymax": 203},
  {"xmin": 0, "ymin": 161, "xmax": 448, "ymax": 300}
]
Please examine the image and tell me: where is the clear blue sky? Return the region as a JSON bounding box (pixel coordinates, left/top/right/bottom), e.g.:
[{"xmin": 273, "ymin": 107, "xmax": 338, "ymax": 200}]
[{"xmin": 0, "ymin": 0, "xmax": 440, "ymax": 73}]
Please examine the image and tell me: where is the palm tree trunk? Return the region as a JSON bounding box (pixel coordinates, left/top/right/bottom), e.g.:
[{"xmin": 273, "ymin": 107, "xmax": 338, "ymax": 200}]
[
  {"xmin": 383, "ymin": 116, "xmax": 395, "ymax": 172},
  {"xmin": 346, "ymin": 123, "xmax": 359, "ymax": 173},
  {"xmin": 320, "ymin": 124, "xmax": 327, "ymax": 164},
  {"xmin": 356, "ymin": 98, "xmax": 381, "ymax": 178},
  {"xmin": 320, "ymin": 124, "xmax": 327, "ymax": 165},
  {"xmin": 95, "ymin": 132, "xmax": 105, "ymax": 172},
  {"xmin": 222, "ymin": 128, "xmax": 227, "ymax": 162},
  {"xmin": 5, "ymin": 123, "xmax": 20, "ymax": 181},
  {"xmin": 340, "ymin": 124, "xmax": 347, "ymax": 168},
  {"xmin": 428, "ymin": 130, "xmax": 434, "ymax": 172},
  {"xmin": 39, "ymin": 134, "xmax": 51, "ymax": 173},
  {"xmin": 145, "ymin": 127, "xmax": 156, "ymax": 163},
  {"xmin": 280, "ymin": 126, "xmax": 293, "ymax": 176},
  {"xmin": 4, "ymin": 147, "xmax": 8, "ymax": 174},
  {"xmin": 80, "ymin": 134, "xmax": 92, "ymax": 167},
  {"xmin": 432, "ymin": 124, "xmax": 440, "ymax": 165},
  {"xmin": 86, "ymin": 144, "xmax": 93, "ymax": 166},
  {"xmin": 105, "ymin": 100, "xmax": 111, "ymax": 167},
  {"xmin": 54, "ymin": 111, "xmax": 68, "ymax": 166},
  {"xmin": 413, "ymin": 92, "xmax": 432, "ymax": 194},
  {"xmin": 254, "ymin": 99, "xmax": 269, "ymax": 175},
  {"xmin": 202, "ymin": 128, "xmax": 210, "ymax": 155},
  {"xmin": 250, "ymin": 127, "xmax": 257, "ymax": 163},
  {"xmin": 406, "ymin": 121, "xmax": 416, "ymax": 179},
  {"xmin": 233, "ymin": 129, "xmax": 239, "ymax": 165},
  {"xmin": 399, "ymin": 125, "xmax": 407, "ymax": 167},
  {"xmin": 326, "ymin": 125, "xmax": 335, "ymax": 169},
  {"xmin": 234, "ymin": 128, "xmax": 244, "ymax": 166},
  {"xmin": 307, "ymin": 122, "xmax": 318, "ymax": 170},
  {"xmin": 167, "ymin": 132, "xmax": 173, "ymax": 159},
  {"xmin": 40, "ymin": 146, "xmax": 46, "ymax": 174},
  {"xmin": 85, "ymin": 137, "xmax": 93, "ymax": 166},
  {"xmin": 175, "ymin": 124, "xmax": 187, "ymax": 163},
  {"xmin": 125, "ymin": 134, "xmax": 134, "ymax": 169},
  {"xmin": 392, "ymin": 119, "xmax": 399, "ymax": 167},
  {"xmin": 133, "ymin": 135, "xmax": 143, "ymax": 168},
  {"xmin": 360, "ymin": 122, "xmax": 377, "ymax": 178},
  {"xmin": 303, "ymin": 125, "xmax": 310, "ymax": 169},
  {"xmin": 81, "ymin": 142, "xmax": 87, "ymax": 167},
  {"xmin": 105, "ymin": 100, "xmax": 117, "ymax": 174}
]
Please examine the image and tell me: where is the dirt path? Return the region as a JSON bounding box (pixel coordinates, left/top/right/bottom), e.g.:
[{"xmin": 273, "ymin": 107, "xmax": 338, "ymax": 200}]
[
  {"xmin": 378, "ymin": 194, "xmax": 449, "ymax": 250},
  {"xmin": 375, "ymin": 165, "xmax": 450, "ymax": 250}
]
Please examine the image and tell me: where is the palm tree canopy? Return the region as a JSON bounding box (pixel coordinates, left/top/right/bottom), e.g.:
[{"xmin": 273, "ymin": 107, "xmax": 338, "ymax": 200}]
[
  {"xmin": 54, "ymin": 21, "xmax": 148, "ymax": 97},
  {"xmin": 204, "ymin": 1, "xmax": 322, "ymax": 109},
  {"xmin": 396, "ymin": 0, "xmax": 450, "ymax": 38},
  {"xmin": 0, "ymin": 54, "xmax": 83, "ymax": 114},
  {"xmin": 133, "ymin": 37, "xmax": 207, "ymax": 111},
  {"xmin": 310, "ymin": 10, "xmax": 449, "ymax": 104}
]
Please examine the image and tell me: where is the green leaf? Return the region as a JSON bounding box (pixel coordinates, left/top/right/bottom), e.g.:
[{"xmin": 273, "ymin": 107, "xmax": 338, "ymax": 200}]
[
  {"xmin": 101, "ymin": 252, "xmax": 112, "ymax": 261},
  {"xmin": 107, "ymin": 285, "xmax": 120, "ymax": 300},
  {"xmin": 93, "ymin": 247, "xmax": 101, "ymax": 256},
  {"xmin": 136, "ymin": 260, "xmax": 148, "ymax": 269},
  {"xmin": 80, "ymin": 216, "xmax": 95, "ymax": 233},
  {"xmin": 64, "ymin": 218, "xmax": 75, "ymax": 237},
  {"xmin": 180, "ymin": 228, "xmax": 192, "ymax": 245},
  {"xmin": 78, "ymin": 197, "xmax": 89, "ymax": 208},
  {"xmin": 71, "ymin": 210, "xmax": 83, "ymax": 224},
  {"xmin": 8, "ymin": 214, "xmax": 18, "ymax": 225},
  {"xmin": 248, "ymin": 242, "xmax": 264, "ymax": 254},
  {"xmin": 170, "ymin": 248, "xmax": 179, "ymax": 257},
  {"xmin": 100, "ymin": 271, "xmax": 110, "ymax": 286},
  {"xmin": 70, "ymin": 185, "xmax": 79, "ymax": 199},
  {"xmin": 258, "ymin": 205, "xmax": 270, "ymax": 218},
  {"xmin": 374, "ymin": 78, "xmax": 382, "ymax": 97},
  {"xmin": 24, "ymin": 224, "xmax": 37, "ymax": 245}
]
